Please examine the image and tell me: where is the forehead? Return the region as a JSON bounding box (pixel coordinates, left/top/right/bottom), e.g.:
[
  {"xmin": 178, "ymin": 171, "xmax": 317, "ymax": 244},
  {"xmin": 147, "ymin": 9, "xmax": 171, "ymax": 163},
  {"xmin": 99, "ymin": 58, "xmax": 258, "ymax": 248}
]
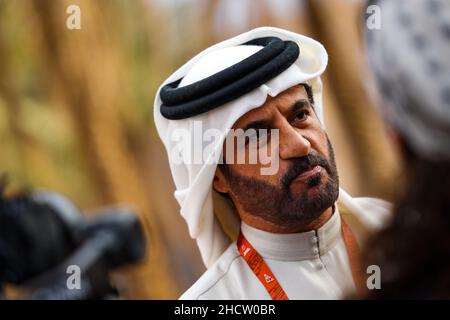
[{"xmin": 232, "ymin": 85, "xmax": 308, "ymax": 129}]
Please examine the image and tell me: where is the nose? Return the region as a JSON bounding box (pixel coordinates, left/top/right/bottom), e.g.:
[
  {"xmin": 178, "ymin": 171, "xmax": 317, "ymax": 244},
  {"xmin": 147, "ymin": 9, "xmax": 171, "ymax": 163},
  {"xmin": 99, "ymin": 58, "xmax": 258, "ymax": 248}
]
[{"xmin": 278, "ymin": 124, "xmax": 311, "ymax": 160}]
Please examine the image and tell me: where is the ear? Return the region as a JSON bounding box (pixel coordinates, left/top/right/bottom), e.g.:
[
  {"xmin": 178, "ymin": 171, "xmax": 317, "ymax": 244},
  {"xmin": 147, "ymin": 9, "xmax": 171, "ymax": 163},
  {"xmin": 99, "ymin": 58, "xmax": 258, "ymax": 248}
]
[{"xmin": 213, "ymin": 167, "xmax": 230, "ymax": 194}]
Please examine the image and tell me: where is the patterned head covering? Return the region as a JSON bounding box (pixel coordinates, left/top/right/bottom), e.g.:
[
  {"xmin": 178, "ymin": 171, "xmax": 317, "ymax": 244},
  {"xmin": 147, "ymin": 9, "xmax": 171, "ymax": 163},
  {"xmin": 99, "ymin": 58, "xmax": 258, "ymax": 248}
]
[{"xmin": 365, "ymin": 0, "xmax": 450, "ymax": 159}]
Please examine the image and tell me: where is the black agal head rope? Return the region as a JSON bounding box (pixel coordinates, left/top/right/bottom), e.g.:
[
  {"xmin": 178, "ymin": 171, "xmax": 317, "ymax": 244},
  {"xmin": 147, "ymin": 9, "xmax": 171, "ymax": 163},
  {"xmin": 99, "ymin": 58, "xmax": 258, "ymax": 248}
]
[{"xmin": 159, "ymin": 37, "xmax": 300, "ymax": 120}]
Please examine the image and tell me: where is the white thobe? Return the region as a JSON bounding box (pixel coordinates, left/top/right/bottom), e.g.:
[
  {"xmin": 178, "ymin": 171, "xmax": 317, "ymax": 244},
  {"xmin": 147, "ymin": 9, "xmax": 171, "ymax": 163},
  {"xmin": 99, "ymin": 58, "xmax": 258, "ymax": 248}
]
[{"xmin": 180, "ymin": 196, "xmax": 390, "ymax": 300}]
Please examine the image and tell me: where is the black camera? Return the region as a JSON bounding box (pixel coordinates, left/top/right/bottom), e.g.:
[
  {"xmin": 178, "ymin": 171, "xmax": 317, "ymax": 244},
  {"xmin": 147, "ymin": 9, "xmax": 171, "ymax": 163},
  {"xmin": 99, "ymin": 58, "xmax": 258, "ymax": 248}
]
[{"xmin": 0, "ymin": 190, "xmax": 146, "ymax": 299}]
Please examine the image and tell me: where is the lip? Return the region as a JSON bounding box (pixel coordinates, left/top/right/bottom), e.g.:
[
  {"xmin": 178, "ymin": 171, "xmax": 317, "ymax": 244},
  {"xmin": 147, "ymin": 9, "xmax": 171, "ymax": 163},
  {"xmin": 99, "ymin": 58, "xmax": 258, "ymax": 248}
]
[{"xmin": 292, "ymin": 165, "xmax": 323, "ymax": 183}]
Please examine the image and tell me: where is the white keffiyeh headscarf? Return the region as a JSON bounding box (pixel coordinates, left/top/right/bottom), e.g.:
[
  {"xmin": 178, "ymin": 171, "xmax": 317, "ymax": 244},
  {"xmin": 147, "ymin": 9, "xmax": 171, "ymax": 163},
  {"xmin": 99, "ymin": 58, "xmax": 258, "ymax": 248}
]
[{"xmin": 153, "ymin": 27, "xmax": 329, "ymax": 267}]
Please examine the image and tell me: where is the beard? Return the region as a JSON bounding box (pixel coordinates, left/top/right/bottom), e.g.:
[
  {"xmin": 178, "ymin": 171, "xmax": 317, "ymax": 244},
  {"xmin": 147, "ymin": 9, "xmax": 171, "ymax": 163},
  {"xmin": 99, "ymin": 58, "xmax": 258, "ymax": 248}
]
[{"xmin": 220, "ymin": 136, "xmax": 339, "ymax": 227}]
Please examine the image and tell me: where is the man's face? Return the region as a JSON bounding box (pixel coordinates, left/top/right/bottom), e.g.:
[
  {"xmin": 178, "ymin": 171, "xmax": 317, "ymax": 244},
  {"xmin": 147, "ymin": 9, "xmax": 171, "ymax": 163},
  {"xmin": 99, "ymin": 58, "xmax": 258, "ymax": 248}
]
[{"xmin": 214, "ymin": 85, "xmax": 339, "ymax": 228}]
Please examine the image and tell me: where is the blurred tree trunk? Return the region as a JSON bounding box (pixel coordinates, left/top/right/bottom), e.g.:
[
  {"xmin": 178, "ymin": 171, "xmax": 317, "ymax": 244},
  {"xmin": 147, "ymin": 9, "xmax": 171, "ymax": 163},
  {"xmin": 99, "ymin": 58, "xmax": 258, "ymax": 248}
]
[
  {"xmin": 0, "ymin": 15, "xmax": 28, "ymax": 176},
  {"xmin": 0, "ymin": 1, "xmax": 63, "ymax": 191},
  {"xmin": 28, "ymin": 0, "xmax": 177, "ymax": 298}
]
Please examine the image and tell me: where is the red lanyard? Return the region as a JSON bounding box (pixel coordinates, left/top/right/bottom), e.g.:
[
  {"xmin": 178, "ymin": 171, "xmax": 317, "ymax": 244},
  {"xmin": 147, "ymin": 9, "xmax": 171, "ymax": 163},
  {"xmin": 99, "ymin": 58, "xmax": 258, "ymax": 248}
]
[
  {"xmin": 237, "ymin": 231, "xmax": 289, "ymax": 300},
  {"xmin": 237, "ymin": 219, "xmax": 363, "ymax": 300}
]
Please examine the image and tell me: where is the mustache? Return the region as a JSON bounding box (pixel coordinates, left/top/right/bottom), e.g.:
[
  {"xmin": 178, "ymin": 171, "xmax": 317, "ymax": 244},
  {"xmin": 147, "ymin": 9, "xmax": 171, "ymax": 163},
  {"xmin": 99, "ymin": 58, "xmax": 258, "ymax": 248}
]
[{"xmin": 281, "ymin": 153, "xmax": 331, "ymax": 188}]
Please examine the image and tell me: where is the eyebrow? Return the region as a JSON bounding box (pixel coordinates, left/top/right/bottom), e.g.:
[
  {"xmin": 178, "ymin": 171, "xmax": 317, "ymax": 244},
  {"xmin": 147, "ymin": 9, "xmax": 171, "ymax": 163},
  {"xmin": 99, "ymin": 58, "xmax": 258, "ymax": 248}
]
[
  {"xmin": 242, "ymin": 119, "xmax": 271, "ymax": 132},
  {"xmin": 241, "ymin": 99, "xmax": 313, "ymax": 132},
  {"xmin": 289, "ymin": 99, "xmax": 310, "ymax": 114}
]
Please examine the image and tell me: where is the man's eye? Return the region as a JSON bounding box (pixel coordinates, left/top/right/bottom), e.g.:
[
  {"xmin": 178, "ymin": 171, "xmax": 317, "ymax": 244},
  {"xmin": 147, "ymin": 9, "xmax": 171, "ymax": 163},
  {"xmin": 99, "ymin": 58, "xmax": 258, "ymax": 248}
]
[{"xmin": 294, "ymin": 111, "xmax": 309, "ymax": 122}]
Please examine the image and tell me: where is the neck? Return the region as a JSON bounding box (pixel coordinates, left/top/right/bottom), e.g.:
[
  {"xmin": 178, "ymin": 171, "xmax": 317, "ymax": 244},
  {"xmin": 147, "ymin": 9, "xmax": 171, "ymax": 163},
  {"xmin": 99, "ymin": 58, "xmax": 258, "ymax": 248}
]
[{"xmin": 240, "ymin": 206, "xmax": 334, "ymax": 234}]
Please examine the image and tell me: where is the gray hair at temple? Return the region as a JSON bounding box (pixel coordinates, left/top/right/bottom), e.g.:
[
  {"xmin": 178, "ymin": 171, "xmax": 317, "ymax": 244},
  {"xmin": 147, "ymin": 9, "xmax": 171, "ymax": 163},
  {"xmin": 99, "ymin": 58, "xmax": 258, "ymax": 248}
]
[{"xmin": 365, "ymin": 0, "xmax": 450, "ymax": 160}]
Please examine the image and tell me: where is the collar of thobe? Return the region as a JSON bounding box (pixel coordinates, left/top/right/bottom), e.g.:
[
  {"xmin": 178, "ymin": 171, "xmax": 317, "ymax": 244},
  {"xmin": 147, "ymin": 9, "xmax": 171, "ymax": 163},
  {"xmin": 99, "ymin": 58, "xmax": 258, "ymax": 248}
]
[{"xmin": 240, "ymin": 206, "xmax": 341, "ymax": 261}]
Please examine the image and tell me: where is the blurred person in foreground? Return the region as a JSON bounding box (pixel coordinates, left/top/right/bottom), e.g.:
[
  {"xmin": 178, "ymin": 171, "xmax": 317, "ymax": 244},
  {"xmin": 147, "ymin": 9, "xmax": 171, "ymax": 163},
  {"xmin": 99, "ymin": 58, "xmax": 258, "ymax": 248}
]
[
  {"xmin": 154, "ymin": 27, "xmax": 391, "ymax": 300},
  {"xmin": 363, "ymin": 0, "xmax": 450, "ymax": 298}
]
